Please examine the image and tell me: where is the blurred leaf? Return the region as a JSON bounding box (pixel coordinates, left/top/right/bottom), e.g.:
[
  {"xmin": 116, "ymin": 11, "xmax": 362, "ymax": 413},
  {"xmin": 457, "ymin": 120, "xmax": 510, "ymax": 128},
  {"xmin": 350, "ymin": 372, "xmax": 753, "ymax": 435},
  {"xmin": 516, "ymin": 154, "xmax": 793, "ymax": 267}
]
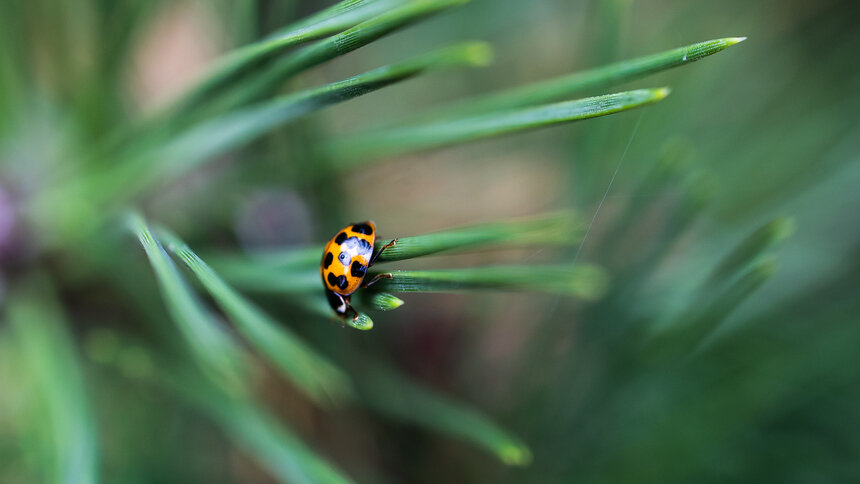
[
  {"xmin": 197, "ymin": 394, "xmax": 354, "ymax": 484},
  {"xmin": 174, "ymin": 0, "xmax": 410, "ymax": 114},
  {"xmin": 7, "ymin": 276, "xmax": 98, "ymax": 483},
  {"xmin": 357, "ymin": 362, "xmax": 531, "ymax": 466},
  {"xmin": 154, "ymin": 355, "xmax": 354, "ymax": 484},
  {"xmin": 91, "ymin": 0, "xmax": 415, "ymax": 158},
  {"xmin": 704, "ymin": 216, "xmax": 795, "ymax": 288},
  {"xmin": 157, "ymin": 228, "xmax": 354, "ymax": 403},
  {"xmin": 60, "ymin": 42, "xmax": 491, "ymax": 212},
  {"xmin": 645, "ymin": 217, "xmax": 794, "ymax": 358},
  {"xmin": 649, "ymin": 257, "xmax": 780, "ymax": 361},
  {"xmin": 205, "ymin": 0, "xmax": 471, "ymax": 114},
  {"xmin": 325, "ymin": 88, "xmax": 670, "ymax": 165},
  {"xmin": 127, "ymin": 212, "xmax": 248, "ymax": 393},
  {"xmin": 173, "ymin": 374, "xmax": 354, "ymax": 484},
  {"xmin": 372, "ymin": 264, "xmax": 609, "ymax": 300},
  {"xmin": 601, "ymin": 290, "xmax": 860, "ymax": 484}
]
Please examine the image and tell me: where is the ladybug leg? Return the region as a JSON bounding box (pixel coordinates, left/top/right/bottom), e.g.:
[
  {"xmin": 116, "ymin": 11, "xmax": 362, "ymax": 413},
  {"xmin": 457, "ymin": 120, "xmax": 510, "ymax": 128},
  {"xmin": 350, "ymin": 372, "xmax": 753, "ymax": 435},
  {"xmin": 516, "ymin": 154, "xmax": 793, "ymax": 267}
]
[
  {"xmin": 346, "ymin": 307, "xmax": 360, "ymax": 322},
  {"xmin": 344, "ymin": 296, "xmax": 360, "ymax": 322},
  {"xmin": 369, "ymin": 238, "xmax": 398, "ymax": 267},
  {"xmin": 336, "ymin": 299, "xmax": 359, "ymax": 325},
  {"xmin": 361, "ymin": 272, "xmax": 394, "ymax": 288}
]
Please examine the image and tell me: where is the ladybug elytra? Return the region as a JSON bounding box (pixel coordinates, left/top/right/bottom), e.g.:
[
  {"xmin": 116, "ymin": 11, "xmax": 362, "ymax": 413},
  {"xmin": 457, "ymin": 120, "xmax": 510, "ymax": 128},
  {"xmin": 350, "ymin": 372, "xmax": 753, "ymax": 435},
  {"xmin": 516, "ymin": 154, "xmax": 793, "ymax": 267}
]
[{"xmin": 320, "ymin": 221, "xmax": 396, "ymax": 321}]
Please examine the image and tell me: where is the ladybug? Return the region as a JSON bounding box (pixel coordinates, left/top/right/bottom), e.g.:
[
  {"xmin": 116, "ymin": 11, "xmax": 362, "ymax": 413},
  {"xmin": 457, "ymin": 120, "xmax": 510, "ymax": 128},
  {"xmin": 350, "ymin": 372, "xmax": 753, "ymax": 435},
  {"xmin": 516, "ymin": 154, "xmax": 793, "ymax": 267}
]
[{"xmin": 321, "ymin": 221, "xmax": 396, "ymax": 321}]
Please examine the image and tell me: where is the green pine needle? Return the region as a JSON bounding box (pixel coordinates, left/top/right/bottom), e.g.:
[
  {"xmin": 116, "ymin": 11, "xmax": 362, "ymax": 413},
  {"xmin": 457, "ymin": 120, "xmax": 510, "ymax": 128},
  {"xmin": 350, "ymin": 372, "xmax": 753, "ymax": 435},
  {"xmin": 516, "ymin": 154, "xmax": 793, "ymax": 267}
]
[
  {"xmin": 429, "ymin": 37, "xmax": 746, "ymax": 117},
  {"xmin": 375, "ymin": 211, "xmax": 583, "ymax": 262},
  {"xmin": 156, "ymin": 228, "xmax": 354, "ymax": 405},
  {"xmin": 367, "ymin": 292, "xmax": 406, "ymax": 311},
  {"xmin": 7, "ymin": 277, "xmax": 99, "ymax": 484},
  {"xmin": 206, "ymin": 0, "xmax": 472, "ymax": 113},
  {"xmin": 350, "ymin": 313, "xmax": 376, "ymax": 330},
  {"xmin": 72, "ymin": 42, "xmax": 491, "ymax": 208},
  {"xmin": 208, "ymin": 211, "xmax": 589, "ymax": 296},
  {"xmin": 371, "ymin": 264, "xmax": 609, "ymax": 300},
  {"xmin": 357, "ymin": 362, "xmax": 532, "ymax": 466},
  {"xmin": 161, "ymin": 360, "xmax": 355, "ymax": 484},
  {"xmin": 325, "ymin": 88, "xmax": 670, "ymax": 165},
  {"xmin": 174, "ymin": 0, "xmax": 410, "ymax": 115},
  {"xmin": 217, "ymin": 210, "xmax": 582, "ymax": 271},
  {"xmin": 705, "ymin": 216, "xmax": 795, "ymax": 287},
  {"xmin": 127, "ymin": 212, "xmax": 249, "ymax": 393},
  {"xmin": 649, "ymin": 257, "xmax": 780, "ymax": 361}
]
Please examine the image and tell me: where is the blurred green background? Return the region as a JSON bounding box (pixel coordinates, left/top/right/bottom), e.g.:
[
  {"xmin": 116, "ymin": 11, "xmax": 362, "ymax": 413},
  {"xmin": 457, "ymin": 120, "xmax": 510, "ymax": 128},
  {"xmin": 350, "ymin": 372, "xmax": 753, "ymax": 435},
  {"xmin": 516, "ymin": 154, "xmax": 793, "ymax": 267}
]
[{"xmin": 1, "ymin": 0, "xmax": 858, "ymax": 482}]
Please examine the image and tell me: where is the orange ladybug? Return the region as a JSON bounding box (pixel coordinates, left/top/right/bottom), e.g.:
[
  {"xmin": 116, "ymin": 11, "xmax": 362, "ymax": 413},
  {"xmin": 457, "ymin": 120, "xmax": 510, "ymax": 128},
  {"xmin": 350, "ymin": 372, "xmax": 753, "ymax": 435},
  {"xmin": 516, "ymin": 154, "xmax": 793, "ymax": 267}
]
[{"xmin": 320, "ymin": 221, "xmax": 396, "ymax": 321}]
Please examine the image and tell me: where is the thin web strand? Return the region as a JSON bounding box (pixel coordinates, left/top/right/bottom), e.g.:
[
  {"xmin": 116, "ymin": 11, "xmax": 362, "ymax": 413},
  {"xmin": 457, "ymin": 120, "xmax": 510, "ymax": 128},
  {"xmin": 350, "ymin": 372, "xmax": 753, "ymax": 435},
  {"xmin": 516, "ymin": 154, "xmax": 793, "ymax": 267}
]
[{"xmin": 573, "ymin": 111, "xmax": 644, "ymax": 263}]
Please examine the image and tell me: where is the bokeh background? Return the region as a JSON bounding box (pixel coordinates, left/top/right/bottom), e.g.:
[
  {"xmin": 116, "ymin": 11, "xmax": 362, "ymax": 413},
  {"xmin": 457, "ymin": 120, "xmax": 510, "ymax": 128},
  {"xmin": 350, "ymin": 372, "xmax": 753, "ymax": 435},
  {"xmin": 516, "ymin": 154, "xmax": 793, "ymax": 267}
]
[{"xmin": 1, "ymin": 0, "xmax": 858, "ymax": 482}]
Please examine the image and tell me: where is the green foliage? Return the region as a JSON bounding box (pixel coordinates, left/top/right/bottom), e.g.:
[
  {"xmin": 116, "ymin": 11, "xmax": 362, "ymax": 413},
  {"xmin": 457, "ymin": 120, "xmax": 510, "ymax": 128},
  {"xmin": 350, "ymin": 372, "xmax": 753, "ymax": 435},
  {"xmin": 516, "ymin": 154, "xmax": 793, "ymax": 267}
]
[
  {"xmin": 173, "ymin": 0, "xmax": 412, "ymax": 115},
  {"xmin": 156, "ymin": 227, "xmax": 353, "ymax": 404},
  {"xmin": 365, "ymin": 292, "xmax": 406, "ymax": 311},
  {"xmin": 357, "ymin": 362, "xmax": 532, "ymax": 466},
  {"xmin": 128, "ymin": 212, "xmax": 249, "ymax": 393},
  {"xmin": 131, "ymin": 215, "xmax": 542, "ymax": 466},
  {"xmin": 371, "ymin": 264, "xmax": 608, "ymax": 300},
  {"xmin": 326, "ymin": 88, "xmax": 670, "ymax": 165},
  {"xmin": 431, "ymin": 37, "xmax": 745, "ymax": 116},
  {"xmin": 704, "ymin": 216, "xmax": 794, "ymax": 289},
  {"xmin": 376, "ymin": 211, "xmax": 584, "ymax": 262},
  {"xmin": 204, "ymin": 212, "xmax": 608, "ymax": 319},
  {"xmin": 162, "ymin": 362, "xmax": 355, "ymax": 484},
  {"xmin": 6, "ymin": 278, "xmax": 98, "ymax": 484},
  {"xmin": 3, "ymin": 0, "xmax": 855, "ymax": 483}
]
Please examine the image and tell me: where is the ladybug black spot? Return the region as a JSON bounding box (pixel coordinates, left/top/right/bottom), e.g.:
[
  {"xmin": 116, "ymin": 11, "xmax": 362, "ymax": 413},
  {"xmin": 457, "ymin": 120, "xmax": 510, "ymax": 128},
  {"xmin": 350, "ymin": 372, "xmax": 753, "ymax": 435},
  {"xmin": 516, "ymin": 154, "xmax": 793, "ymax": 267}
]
[
  {"xmin": 336, "ymin": 274, "xmax": 348, "ymax": 290},
  {"xmin": 334, "ymin": 232, "xmax": 347, "ymax": 244},
  {"xmin": 351, "ymin": 260, "xmax": 367, "ymax": 278},
  {"xmin": 352, "ymin": 223, "xmax": 373, "ymax": 235},
  {"xmin": 327, "ymin": 272, "xmax": 348, "ymax": 290},
  {"xmin": 323, "ymin": 252, "xmax": 333, "ymax": 269}
]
